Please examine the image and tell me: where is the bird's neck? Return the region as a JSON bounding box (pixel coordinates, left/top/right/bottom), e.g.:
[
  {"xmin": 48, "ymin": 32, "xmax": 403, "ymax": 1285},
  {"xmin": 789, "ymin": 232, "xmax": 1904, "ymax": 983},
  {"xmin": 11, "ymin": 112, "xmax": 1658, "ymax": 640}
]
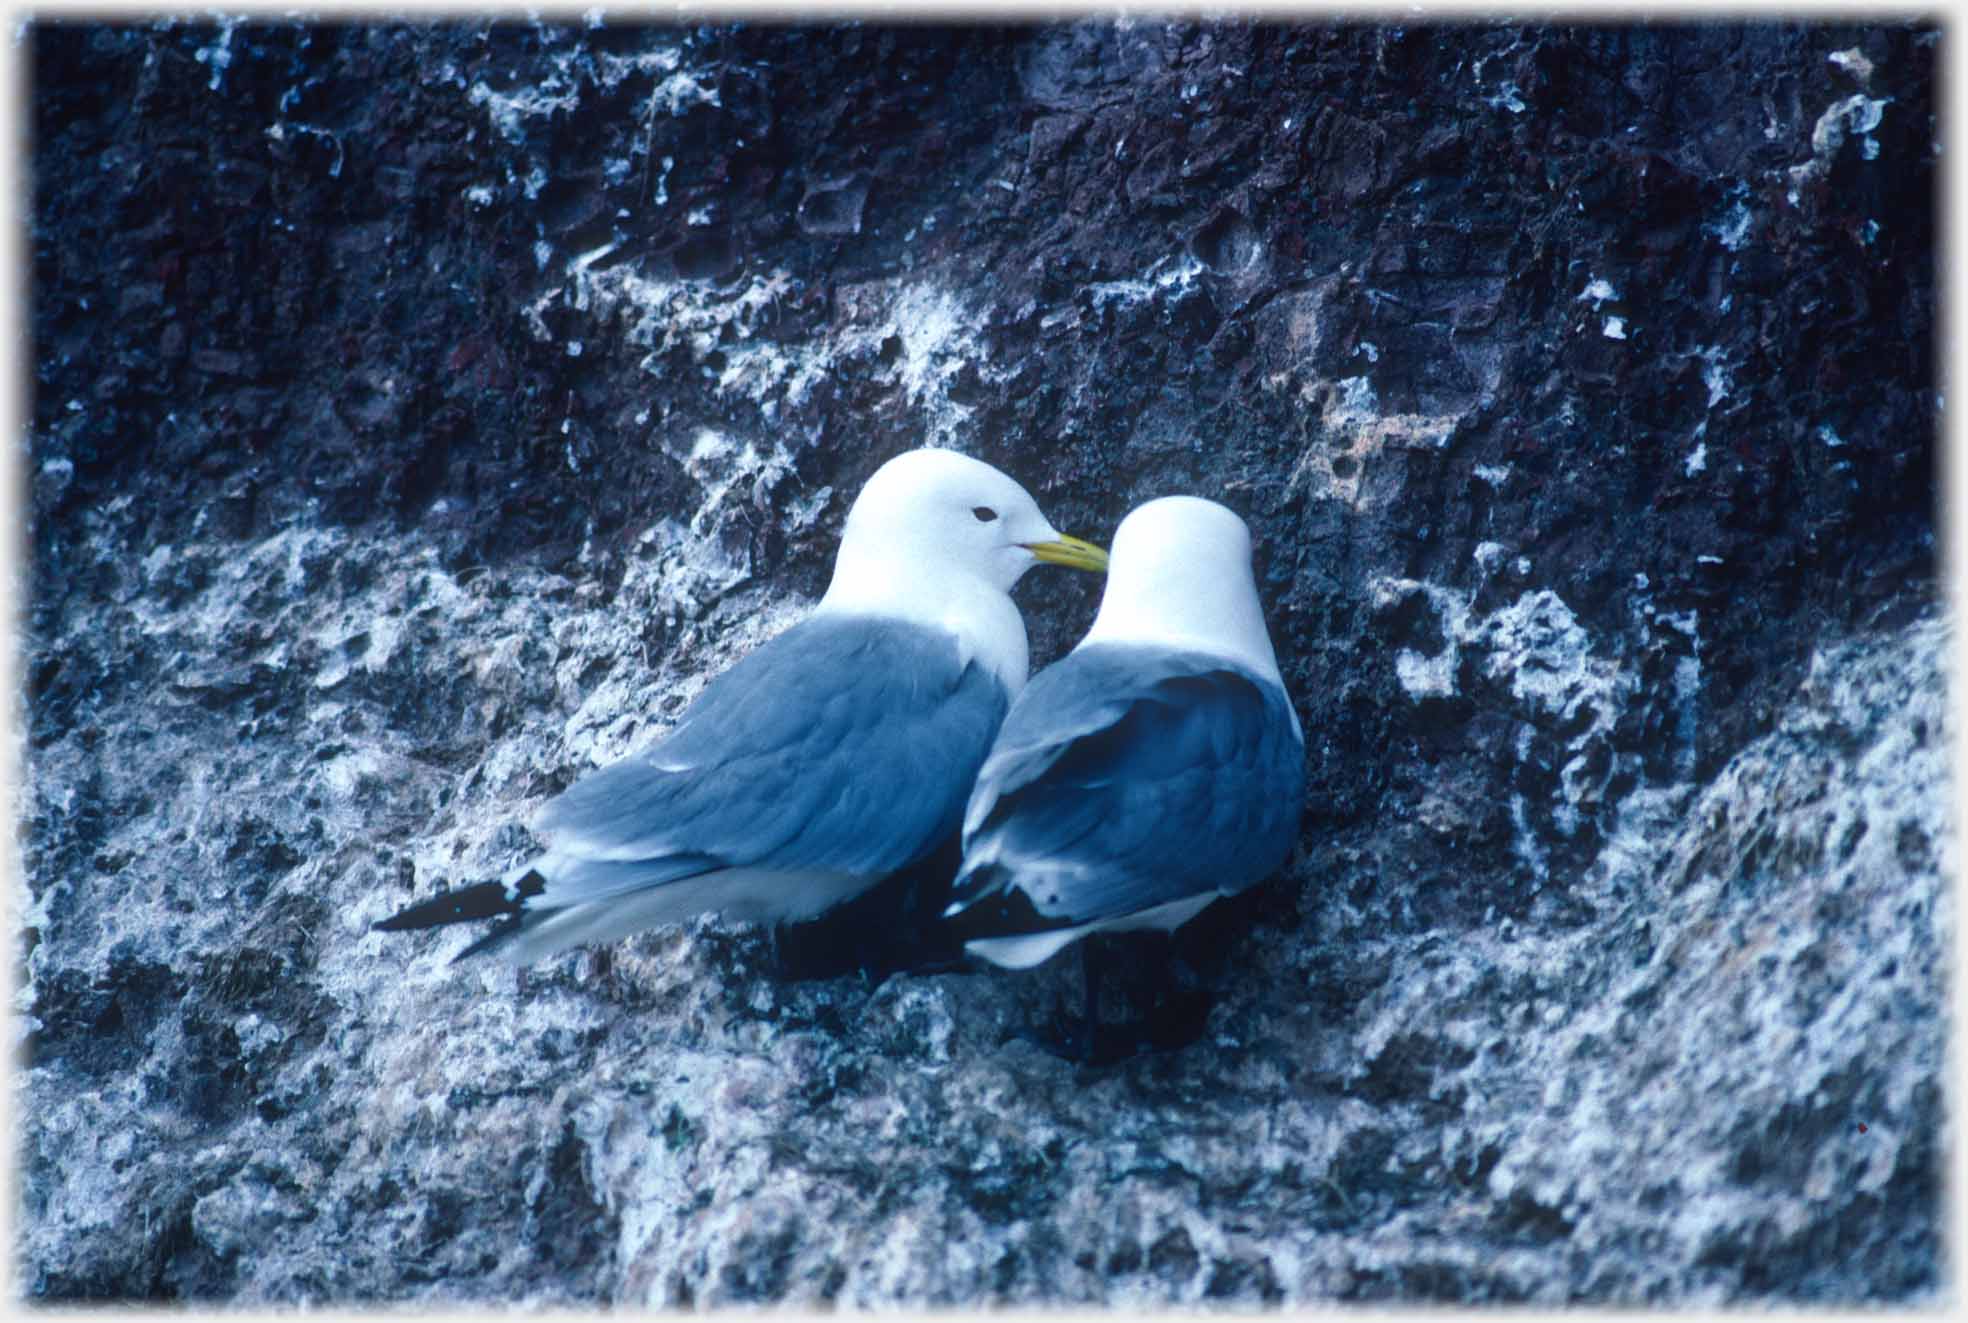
[
  {"xmin": 1082, "ymin": 571, "xmax": 1282, "ymax": 686},
  {"xmin": 816, "ymin": 554, "xmax": 1030, "ymax": 697}
]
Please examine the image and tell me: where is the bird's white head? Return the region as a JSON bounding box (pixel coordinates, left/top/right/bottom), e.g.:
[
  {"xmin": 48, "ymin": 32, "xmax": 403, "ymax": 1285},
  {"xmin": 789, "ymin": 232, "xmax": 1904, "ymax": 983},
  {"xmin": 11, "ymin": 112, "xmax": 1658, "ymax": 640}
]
[
  {"xmin": 1082, "ymin": 495, "xmax": 1285, "ymax": 684},
  {"xmin": 823, "ymin": 448, "xmax": 1106, "ymax": 598},
  {"xmin": 818, "ymin": 448, "xmax": 1108, "ymax": 690}
]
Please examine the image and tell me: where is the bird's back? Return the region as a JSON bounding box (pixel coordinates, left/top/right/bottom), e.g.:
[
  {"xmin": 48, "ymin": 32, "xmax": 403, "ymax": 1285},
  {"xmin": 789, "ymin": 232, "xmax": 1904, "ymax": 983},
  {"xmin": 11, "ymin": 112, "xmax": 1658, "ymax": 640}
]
[
  {"xmin": 527, "ymin": 612, "xmax": 1012, "ymax": 908},
  {"xmin": 952, "ymin": 642, "xmax": 1304, "ymax": 929}
]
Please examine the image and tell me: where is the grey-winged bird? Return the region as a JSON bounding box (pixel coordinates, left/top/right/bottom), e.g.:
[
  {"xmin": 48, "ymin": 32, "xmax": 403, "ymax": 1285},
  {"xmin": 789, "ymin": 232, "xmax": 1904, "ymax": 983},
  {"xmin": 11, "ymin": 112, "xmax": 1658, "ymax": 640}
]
[
  {"xmin": 376, "ymin": 448, "xmax": 1107, "ymax": 964},
  {"xmin": 943, "ymin": 495, "xmax": 1305, "ymax": 1059}
]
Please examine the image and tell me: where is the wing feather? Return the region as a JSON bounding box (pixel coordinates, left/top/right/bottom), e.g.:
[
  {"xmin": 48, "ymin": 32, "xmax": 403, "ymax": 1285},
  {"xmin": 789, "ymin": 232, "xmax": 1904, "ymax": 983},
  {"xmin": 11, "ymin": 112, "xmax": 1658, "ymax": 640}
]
[
  {"xmin": 527, "ymin": 614, "xmax": 1008, "ymax": 910},
  {"xmin": 952, "ymin": 643, "xmax": 1304, "ymax": 926}
]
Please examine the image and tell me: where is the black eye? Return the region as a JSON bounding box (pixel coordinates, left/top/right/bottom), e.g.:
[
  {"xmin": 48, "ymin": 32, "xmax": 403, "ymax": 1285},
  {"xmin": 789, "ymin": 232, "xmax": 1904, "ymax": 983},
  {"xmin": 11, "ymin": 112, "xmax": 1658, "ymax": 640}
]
[{"xmin": 972, "ymin": 506, "xmax": 999, "ymax": 522}]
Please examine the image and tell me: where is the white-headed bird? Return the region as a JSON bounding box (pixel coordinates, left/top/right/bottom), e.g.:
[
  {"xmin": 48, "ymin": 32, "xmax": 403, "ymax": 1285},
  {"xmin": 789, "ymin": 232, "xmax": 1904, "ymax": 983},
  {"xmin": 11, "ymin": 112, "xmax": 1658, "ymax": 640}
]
[
  {"xmin": 376, "ymin": 448, "xmax": 1107, "ymax": 964},
  {"xmin": 944, "ymin": 495, "xmax": 1304, "ymax": 1058}
]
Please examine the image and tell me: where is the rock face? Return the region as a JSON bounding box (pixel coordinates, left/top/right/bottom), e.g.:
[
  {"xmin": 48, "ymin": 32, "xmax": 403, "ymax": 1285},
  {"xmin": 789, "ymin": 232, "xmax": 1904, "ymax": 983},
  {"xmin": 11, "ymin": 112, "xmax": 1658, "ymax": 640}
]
[{"xmin": 20, "ymin": 18, "xmax": 1943, "ymax": 1306}]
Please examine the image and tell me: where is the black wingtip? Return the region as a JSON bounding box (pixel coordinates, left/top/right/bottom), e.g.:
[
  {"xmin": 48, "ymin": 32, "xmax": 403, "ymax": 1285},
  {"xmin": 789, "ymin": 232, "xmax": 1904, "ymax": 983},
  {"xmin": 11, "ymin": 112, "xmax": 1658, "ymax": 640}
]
[
  {"xmin": 373, "ymin": 879, "xmax": 522, "ymax": 933},
  {"xmin": 941, "ymin": 872, "xmax": 1076, "ymax": 946}
]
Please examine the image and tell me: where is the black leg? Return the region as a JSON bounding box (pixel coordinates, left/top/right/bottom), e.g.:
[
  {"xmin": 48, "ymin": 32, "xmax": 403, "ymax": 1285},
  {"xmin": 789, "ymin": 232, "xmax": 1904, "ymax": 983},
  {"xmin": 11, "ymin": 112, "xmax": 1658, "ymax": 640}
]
[
  {"xmin": 1014, "ymin": 930, "xmax": 1222, "ymax": 1065},
  {"xmin": 1142, "ymin": 943, "xmax": 1215, "ymax": 1053},
  {"xmin": 1009, "ymin": 939, "xmax": 1101, "ymax": 1063},
  {"xmin": 1080, "ymin": 940, "xmax": 1101, "ymax": 1056}
]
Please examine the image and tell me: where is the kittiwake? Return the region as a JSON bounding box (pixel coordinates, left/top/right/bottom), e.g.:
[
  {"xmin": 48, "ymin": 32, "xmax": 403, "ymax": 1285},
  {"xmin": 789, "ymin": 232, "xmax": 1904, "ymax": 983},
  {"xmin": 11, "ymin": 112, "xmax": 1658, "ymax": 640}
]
[
  {"xmin": 943, "ymin": 495, "xmax": 1305, "ymax": 1047},
  {"xmin": 375, "ymin": 447, "xmax": 1108, "ymax": 964}
]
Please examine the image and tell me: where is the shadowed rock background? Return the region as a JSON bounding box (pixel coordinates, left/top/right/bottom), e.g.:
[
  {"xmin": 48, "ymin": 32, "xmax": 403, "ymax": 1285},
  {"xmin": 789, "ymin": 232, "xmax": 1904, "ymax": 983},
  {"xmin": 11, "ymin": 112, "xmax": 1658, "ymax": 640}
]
[{"xmin": 19, "ymin": 17, "xmax": 1945, "ymax": 1305}]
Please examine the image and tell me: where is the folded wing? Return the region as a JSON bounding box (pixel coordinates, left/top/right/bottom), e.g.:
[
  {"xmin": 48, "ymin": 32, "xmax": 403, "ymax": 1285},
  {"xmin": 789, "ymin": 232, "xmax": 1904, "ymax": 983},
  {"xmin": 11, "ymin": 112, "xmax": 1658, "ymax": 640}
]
[
  {"xmin": 950, "ymin": 643, "xmax": 1304, "ymax": 929},
  {"xmin": 524, "ymin": 613, "xmax": 1010, "ymax": 912}
]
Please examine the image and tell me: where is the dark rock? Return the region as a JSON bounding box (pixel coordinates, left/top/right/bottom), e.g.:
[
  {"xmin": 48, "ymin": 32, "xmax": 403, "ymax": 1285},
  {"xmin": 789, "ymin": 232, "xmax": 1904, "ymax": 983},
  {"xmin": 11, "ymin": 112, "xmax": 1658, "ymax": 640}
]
[{"xmin": 795, "ymin": 172, "xmax": 870, "ymax": 237}]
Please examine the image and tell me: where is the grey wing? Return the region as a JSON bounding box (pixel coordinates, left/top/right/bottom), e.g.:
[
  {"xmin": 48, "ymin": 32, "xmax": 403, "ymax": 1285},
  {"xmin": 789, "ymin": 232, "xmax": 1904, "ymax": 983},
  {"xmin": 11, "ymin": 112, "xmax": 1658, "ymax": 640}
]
[
  {"xmin": 952, "ymin": 645, "xmax": 1305, "ymax": 924},
  {"xmin": 527, "ymin": 615, "xmax": 1009, "ymax": 908}
]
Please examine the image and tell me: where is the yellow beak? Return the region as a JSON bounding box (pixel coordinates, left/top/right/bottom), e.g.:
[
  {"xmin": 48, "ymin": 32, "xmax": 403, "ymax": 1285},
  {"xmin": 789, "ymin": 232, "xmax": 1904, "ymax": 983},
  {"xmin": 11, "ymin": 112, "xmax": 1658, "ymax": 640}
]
[{"xmin": 1023, "ymin": 533, "xmax": 1110, "ymax": 573}]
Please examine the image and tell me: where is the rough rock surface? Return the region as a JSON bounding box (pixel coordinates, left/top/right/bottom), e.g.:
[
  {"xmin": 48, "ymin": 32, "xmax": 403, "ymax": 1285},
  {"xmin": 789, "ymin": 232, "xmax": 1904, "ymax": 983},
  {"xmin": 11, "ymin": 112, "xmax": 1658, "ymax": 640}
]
[{"xmin": 19, "ymin": 18, "xmax": 1944, "ymax": 1305}]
